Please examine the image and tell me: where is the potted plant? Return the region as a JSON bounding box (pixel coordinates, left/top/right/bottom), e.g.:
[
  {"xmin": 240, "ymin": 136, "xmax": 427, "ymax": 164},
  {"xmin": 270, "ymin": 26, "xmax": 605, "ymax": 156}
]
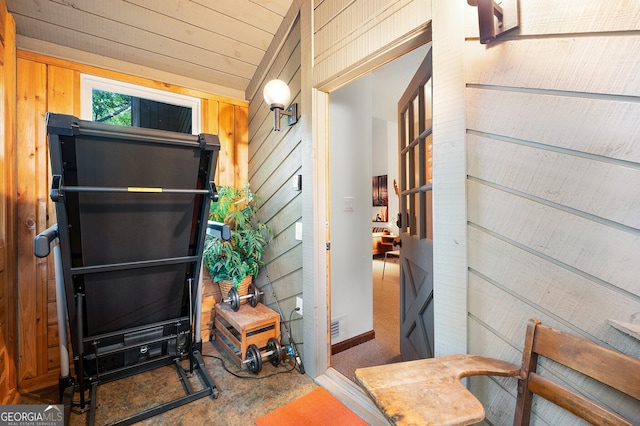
[{"xmin": 202, "ymin": 184, "xmax": 272, "ymax": 298}]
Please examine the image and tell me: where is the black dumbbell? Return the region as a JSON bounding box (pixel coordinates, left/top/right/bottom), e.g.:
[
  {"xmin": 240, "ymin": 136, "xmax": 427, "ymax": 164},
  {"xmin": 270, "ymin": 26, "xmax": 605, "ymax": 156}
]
[
  {"xmin": 222, "ymin": 285, "xmax": 262, "ymax": 311},
  {"xmin": 243, "ymin": 338, "xmax": 282, "ymax": 374}
]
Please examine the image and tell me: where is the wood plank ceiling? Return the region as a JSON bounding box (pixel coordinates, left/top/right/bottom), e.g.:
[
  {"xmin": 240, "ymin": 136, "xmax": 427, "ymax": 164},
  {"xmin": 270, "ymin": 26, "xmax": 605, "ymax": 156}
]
[{"xmin": 6, "ymin": 0, "xmax": 294, "ymax": 97}]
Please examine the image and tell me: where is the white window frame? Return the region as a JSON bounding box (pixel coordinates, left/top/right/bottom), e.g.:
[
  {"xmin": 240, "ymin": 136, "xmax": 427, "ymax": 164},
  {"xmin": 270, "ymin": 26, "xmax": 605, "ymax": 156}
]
[{"xmin": 80, "ymin": 74, "xmax": 202, "ymax": 134}]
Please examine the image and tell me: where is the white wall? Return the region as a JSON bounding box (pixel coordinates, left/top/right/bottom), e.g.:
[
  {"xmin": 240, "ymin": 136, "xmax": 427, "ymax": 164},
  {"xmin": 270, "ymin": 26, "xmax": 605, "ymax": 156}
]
[
  {"xmin": 329, "ymin": 46, "xmax": 429, "ymax": 343},
  {"xmin": 329, "ymin": 75, "xmax": 374, "ymax": 343},
  {"xmin": 371, "ymin": 117, "xmax": 397, "ymax": 227}
]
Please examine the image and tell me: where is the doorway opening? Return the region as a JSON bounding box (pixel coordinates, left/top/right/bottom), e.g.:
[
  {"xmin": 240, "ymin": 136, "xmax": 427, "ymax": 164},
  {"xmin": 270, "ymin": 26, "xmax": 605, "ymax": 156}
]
[{"xmin": 328, "ymin": 44, "xmax": 430, "ymax": 381}]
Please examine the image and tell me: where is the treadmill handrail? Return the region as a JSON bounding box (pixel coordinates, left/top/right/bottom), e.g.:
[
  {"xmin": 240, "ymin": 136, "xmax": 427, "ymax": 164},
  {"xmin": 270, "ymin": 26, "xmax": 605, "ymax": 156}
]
[
  {"xmin": 34, "ymin": 224, "xmax": 59, "ymax": 258},
  {"xmin": 57, "ymin": 184, "xmax": 211, "ymax": 195},
  {"xmin": 70, "ymin": 255, "xmax": 200, "ymax": 275}
]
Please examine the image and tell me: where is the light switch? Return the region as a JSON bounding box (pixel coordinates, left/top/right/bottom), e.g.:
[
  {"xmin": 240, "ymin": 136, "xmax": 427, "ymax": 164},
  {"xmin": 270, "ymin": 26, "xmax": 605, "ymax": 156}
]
[
  {"xmin": 295, "ymin": 222, "xmax": 302, "ymax": 240},
  {"xmin": 344, "ymin": 197, "xmax": 354, "ymax": 212},
  {"xmin": 291, "ymin": 175, "xmax": 302, "ymax": 191}
]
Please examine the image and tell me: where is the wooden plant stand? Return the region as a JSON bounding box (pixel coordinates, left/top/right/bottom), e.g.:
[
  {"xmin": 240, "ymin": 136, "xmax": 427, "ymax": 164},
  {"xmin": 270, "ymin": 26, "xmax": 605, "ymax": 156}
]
[{"xmin": 214, "ymin": 302, "xmax": 281, "ymax": 368}]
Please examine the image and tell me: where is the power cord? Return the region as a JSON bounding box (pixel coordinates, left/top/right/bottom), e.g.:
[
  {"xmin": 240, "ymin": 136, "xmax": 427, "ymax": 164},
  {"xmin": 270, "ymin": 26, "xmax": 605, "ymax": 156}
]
[
  {"xmin": 254, "ymin": 273, "xmax": 305, "ymax": 375},
  {"xmin": 203, "ymin": 308, "xmax": 304, "ymax": 379},
  {"xmin": 203, "ymin": 353, "xmax": 296, "ymax": 379},
  {"xmin": 288, "ymin": 308, "xmax": 304, "ymax": 374}
]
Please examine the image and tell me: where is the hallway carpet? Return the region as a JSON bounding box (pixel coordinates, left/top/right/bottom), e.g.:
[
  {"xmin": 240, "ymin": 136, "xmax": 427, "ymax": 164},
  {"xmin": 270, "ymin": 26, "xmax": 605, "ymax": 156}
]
[{"xmin": 331, "ymin": 257, "xmax": 402, "ymax": 382}]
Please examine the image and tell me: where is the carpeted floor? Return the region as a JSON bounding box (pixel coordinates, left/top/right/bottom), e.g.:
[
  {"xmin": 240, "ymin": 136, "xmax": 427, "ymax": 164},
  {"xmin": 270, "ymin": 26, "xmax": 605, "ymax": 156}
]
[{"xmin": 331, "ymin": 257, "xmax": 402, "ymax": 382}]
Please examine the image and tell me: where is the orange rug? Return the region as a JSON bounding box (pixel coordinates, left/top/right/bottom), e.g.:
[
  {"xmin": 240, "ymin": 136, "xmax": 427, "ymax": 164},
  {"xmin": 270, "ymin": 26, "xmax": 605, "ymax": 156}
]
[{"xmin": 254, "ymin": 387, "xmax": 368, "ymax": 426}]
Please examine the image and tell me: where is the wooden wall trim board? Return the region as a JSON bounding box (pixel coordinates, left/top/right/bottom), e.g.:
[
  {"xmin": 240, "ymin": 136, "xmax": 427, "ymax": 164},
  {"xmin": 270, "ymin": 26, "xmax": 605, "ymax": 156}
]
[
  {"xmin": 431, "ymin": 0, "xmax": 468, "ymax": 356},
  {"xmin": 1, "ymin": 0, "xmax": 19, "ymax": 404},
  {"xmin": 16, "ymin": 58, "xmax": 47, "ymax": 386},
  {"xmin": 234, "ymin": 106, "xmax": 249, "ymax": 189},
  {"xmin": 301, "ymin": 1, "xmax": 328, "ymax": 378},
  {"xmin": 11, "ymin": 50, "xmax": 247, "ymax": 392},
  {"xmin": 16, "ymin": 50, "xmax": 248, "ymax": 107}
]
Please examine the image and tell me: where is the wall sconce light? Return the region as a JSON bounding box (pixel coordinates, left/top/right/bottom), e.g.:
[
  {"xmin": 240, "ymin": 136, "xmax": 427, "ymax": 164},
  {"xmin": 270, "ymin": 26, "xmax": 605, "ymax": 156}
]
[
  {"xmin": 263, "ymin": 79, "xmax": 298, "ymax": 131},
  {"xmin": 467, "ymin": 0, "xmax": 519, "ymax": 44}
]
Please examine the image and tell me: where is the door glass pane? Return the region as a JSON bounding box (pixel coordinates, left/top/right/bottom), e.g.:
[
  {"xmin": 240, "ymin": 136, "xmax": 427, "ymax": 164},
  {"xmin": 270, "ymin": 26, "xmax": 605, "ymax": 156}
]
[
  {"xmin": 398, "ymin": 51, "xmax": 433, "ymax": 242},
  {"xmin": 426, "ymin": 189, "xmax": 433, "ymax": 240},
  {"xmin": 412, "ymin": 96, "xmax": 419, "ymax": 138},
  {"xmin": 423, "ymin": 78, "xmax": 432, "ymax": 130},
  {"xmin": 420, "ymin": 190, "xmax": 427, "ymax": 239},
  {"xmin": 413, "ymin": 192, "xmax": 421, "ymax": 237},
  {"xmin": 405, "ymin": 149, "xmax": 411, "ymax": 192},
  {"xmin": 413, "ymin": 144, "xmax": 420, "ymax": 188},
  {"xmin": 402, "ymin": 109, "xmax": 409, "ymax": 150},
  {"xmin": 425, "ymin": 133, "xmax": 433, "ymax": 185},
  {"xmin": 402, "ymin": 194, "xmax": 409, "ymax": 234}
]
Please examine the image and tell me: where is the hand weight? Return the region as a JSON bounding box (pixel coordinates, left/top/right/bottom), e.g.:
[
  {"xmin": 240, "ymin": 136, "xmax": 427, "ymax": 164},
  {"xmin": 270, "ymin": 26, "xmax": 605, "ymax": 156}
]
[{"xmin": 243, "ymin": 338, "xmax": 283, "ymax": 374}]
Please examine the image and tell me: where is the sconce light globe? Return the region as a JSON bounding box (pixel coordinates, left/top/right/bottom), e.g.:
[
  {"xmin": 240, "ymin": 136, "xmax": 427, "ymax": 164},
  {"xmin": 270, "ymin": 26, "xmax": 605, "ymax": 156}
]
[{"xmin": 263, "ymin": 79, "xmax": 291, "ymax": 110}]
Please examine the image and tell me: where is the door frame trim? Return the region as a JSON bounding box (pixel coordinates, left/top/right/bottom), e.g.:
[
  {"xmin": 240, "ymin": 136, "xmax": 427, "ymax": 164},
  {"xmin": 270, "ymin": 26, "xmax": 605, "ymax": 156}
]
[{"xmin": 309, "ymin": 23, "xmax": 439, "ymax": 380}]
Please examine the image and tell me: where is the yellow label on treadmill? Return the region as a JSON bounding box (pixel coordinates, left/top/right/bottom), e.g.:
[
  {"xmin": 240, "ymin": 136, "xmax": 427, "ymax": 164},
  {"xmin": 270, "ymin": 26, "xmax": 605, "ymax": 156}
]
[{"xmin": 127, "ymin": 187, "xmax": 162, "ymax": 192}]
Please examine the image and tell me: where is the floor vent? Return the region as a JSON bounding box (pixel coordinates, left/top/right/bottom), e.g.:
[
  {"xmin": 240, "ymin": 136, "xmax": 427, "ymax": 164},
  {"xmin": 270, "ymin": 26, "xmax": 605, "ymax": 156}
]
[
  {"xmin": 331, "ymin": 320, "xmax": 339, "ymax": 338},
  {"xmin": 331, "ymin": 315, "xmax": 346, "ymax": 340}
]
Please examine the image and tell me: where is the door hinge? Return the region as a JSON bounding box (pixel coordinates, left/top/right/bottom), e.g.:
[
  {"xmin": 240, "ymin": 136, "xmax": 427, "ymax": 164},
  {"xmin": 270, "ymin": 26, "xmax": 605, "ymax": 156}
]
[{"xmin": 326, "ymin": 241, "xmax": 331, "ymax": 251}]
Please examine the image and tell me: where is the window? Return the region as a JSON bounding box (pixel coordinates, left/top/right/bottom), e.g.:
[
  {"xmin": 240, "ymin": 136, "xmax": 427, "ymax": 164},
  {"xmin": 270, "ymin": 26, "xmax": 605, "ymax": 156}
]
[{"xmin": 81, "ymin": 75, "xmax": 201, "ymax": 134}]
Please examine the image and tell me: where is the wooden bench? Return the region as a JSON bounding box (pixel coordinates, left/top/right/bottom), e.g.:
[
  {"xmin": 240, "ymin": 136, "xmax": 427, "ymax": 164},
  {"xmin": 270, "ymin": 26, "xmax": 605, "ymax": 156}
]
[{"xmin": 355, "ymin": 318, "xmax": 640, "ymax": 425}]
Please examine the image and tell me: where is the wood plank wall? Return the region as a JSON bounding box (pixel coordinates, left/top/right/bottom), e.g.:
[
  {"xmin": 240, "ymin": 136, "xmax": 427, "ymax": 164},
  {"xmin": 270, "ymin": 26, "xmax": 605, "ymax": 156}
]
[
  {"xmin": 12, "ymin": 51, "xmax": 247, "ymax": 392},
  {"xmin": 312, "ymin": 0, "xmax": 431, "ymax": 89},
  {"xmin": 0, "ymin": 0, "xmax": 18, "ymax": 404},
  {"xmin": 463, "ymin": 1, "xmax": 640, "ymax": 423},
  {"xmin": 247, "ymin": 14, "xmax": 304, "ymax": 362},
  {"xmin": 245, "ymin": 0, "xmax": 433, "ymax": 375},
  {"xmin": 258, "ymin": 4, "xmax": 640, "ymax": 420}
]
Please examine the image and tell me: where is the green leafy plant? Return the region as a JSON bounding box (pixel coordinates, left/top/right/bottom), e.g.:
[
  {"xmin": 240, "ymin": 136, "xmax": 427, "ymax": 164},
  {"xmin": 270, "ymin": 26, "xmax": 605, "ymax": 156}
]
[{"xmin": 202, "ymin": 184, "xmax": 272, "ymax": 287}]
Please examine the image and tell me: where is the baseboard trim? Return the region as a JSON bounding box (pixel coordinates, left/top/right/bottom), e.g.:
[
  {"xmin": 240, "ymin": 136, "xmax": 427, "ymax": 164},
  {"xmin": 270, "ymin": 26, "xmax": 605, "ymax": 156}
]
[{"xmin": 331, "ymin": 330, "xmax": 375, "ymax": 355}]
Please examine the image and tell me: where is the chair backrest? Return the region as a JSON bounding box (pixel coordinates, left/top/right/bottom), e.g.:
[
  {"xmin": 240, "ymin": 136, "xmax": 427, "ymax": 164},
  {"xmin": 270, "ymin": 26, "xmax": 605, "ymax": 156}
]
[{"xmin": 514, "ymin": 319, "xmax": 640, "ymax": 426}]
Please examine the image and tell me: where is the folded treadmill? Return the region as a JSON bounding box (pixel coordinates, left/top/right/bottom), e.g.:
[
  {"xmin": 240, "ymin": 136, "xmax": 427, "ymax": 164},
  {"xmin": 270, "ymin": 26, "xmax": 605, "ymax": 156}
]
[{"xmin": 35, "ymin": 113, "xmax": 221, "ymax": 425}]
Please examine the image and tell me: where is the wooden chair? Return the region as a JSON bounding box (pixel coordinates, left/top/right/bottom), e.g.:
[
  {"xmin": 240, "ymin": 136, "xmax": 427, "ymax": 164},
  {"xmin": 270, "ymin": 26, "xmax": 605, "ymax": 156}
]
[{"xmin": 355, "ymin": 318, "xmax": 640, "ymax": 425}]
